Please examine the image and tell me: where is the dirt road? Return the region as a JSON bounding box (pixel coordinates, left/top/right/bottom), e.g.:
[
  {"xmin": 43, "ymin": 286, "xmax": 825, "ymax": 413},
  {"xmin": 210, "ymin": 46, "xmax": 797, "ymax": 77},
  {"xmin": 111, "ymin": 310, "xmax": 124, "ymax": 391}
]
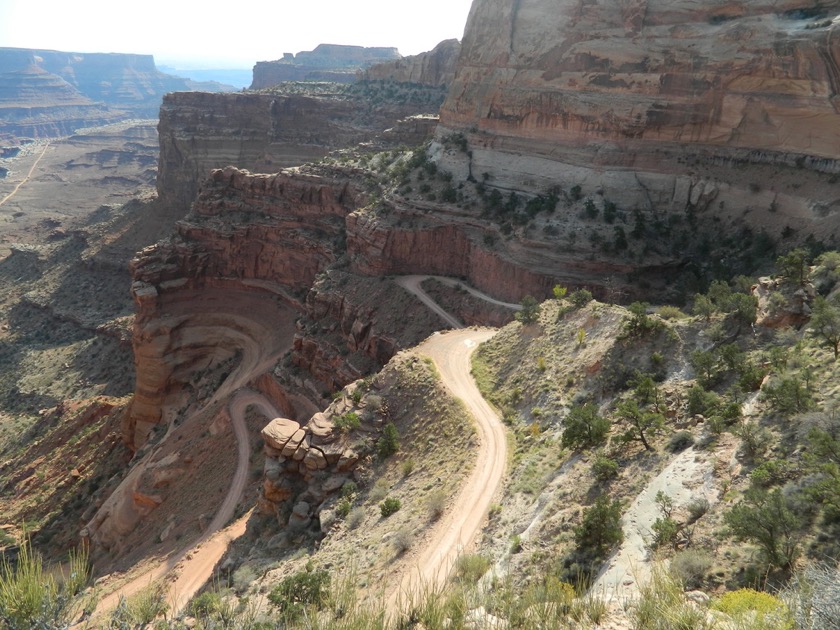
[
  {"xmin": 389, "ymin": 329, "xmax": 506, "ymax": 606},
  {"xmin": 92, "ymin": 389, "xmax": 278, "ymax": 618},
  {"xmin": 0, "ymin": 142, "xmax": 49, "ymax": 208},
  {"xmin": 388, "ymin": 274, "xmax": 508, "ymax": 609}
]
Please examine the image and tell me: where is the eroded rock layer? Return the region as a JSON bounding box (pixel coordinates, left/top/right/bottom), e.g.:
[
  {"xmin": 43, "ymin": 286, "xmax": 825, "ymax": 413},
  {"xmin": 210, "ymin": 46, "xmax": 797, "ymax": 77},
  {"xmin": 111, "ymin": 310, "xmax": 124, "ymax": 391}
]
[
  {"xmin": 361, "ymin": 39, "xmax": 462, "ymax": 87},
  {"xmin": 126, "ymin": 167, "xmax": 363, "ymax": 446},
  {"xmin": 437, "ymin": 0, "xmax": 840, "ymax": 209},
  {"xmin": 157, "ymin": 90, "xmax": 442, "ymax": 207}
]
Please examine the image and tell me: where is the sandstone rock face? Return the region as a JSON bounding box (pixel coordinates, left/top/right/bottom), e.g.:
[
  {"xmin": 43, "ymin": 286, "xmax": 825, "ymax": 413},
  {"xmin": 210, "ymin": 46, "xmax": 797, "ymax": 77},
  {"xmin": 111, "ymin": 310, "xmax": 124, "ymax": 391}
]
[
  {"xmin": 361, "ymin": 39, "xmax": 462, "ymax": 87},
  {"xmin": 250, "ymin": 44, "xmax": 401, "ymax": 89},
  {"xmin": 437, "ymin": 0, "xmax": 840, "ymax": 209},
  {"xmin": 157, "ymin": 91, "xmax": 440, "ymax": 207},
  {"xmin": 125, "ymin": 167, "xmax": 362, "ymax": 444}
]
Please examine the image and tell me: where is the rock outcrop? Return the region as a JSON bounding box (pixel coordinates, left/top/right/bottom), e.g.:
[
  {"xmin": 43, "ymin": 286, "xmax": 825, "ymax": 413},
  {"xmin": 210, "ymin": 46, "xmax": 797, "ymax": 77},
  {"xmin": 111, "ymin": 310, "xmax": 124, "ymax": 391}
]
[
  {"xmin": 436, "ymin": 0, "xmax": 840, "ymax": 214},
  {"xmin": 250, "ymin": 44, "xmax": 401, "ymax": 89},
  {"xmin": 125, "ymin": 167, "xmax": 363, "ymax": 445},
  {"xmin": 361, "ymin": 39, "xmax": 462, "ymax": 87}
]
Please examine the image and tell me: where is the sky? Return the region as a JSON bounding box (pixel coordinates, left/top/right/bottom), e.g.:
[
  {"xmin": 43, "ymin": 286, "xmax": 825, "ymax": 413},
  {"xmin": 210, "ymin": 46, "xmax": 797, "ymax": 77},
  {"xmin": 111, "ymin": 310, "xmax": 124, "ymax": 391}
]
[{"xmin": 0, "ymin": 0, "xmax": 474, "ymax": 68}]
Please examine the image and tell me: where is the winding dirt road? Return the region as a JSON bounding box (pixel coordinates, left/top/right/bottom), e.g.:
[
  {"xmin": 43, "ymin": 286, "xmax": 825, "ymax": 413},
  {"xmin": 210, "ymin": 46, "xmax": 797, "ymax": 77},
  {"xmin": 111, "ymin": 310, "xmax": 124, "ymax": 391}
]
[
  {"xmin": 92, "ymin": 389, "xmax": 278, "ymax": 618},
  {"xmin": 388, "ymin": 275, "xmax": 508, "ymax": 609}
]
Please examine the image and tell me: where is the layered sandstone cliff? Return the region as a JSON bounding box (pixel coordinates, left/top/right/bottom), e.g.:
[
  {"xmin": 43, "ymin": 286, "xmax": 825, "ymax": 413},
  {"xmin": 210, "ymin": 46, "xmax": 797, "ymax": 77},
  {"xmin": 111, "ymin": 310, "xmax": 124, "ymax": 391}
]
[
  {"xmin": 436, "ymin": 0, "xmax": 840, "ymax": 215},
  {"xmin": 126, "ymin": 166, "xmax": 363, "ymax": 446},
  {"xmin": 157, "ymin": 87, "xmax": 445, "ymax": 207},
  {"xmin": 0, "ymin": 47, "xmax": 232, "ymax": 141},
  {"xmin": 251, "ymin": 44, "xmax": 401, "ymax": 89},
  {"xmin": 361, "ymin": 39, "xmax": 462, "ymax": 87}
]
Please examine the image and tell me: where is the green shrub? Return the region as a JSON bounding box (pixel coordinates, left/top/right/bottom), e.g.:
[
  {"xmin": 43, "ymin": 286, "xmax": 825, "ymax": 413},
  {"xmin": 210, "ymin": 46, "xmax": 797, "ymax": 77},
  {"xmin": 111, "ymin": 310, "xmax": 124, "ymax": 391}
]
[
  {"xmin": 762, "ymin": 375, "xmax": 814, "ymax": 415},
  {"xmin": 575, "ymin": 496, "xmax": 623, "ymax": 555},
  {"xmin": 657, "ymin": 305, "xmax": 684, "ymax": 320},
  {"xmin": 380, "ymin": 497, "xmax": 401, "ymax": 517},
  {"xmin": 725, "ymin": 489, "xmax": 802, "ymax": 569},
  {"xmin": 569, "ymin": 289, "xmax": 593, "ymax": 308},
  {"xmin": 189, "ymin": 591, "xmax": 222, "ymax": 618},
  {"xmin": 516, "ymin": 296, "xmax": 541, "ymax": 324},
  {"xmin": 335, "ymin": 411, "xmax": 361, "ymax": 432},
  {"xmin": 592, "ymin": 454, "xmax": 619, "ymax": 482},
  {"xmin": 667, "ymin": 430, "xmax": 695, "ymax": 453},
  {"xmin": 687, "ymin": 385, "xmax": 720, "ymax": 416},
  {"xmin": 562, "ymin": 403, "xmax": 611, "ymax": 450},
  {"xmin": 268, "ymin": 564, "xmax": 331, "ymax": 621},
  {"xmin": 377, "ymin": 422, "xmax": 400, "ymax": 458}
]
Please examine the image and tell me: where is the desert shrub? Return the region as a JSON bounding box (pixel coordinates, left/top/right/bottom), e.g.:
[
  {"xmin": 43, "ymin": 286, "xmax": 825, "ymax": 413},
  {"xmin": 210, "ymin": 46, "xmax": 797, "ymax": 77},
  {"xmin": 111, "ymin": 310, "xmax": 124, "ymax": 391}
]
[
  {"xmin": 592, "ymin": 453, "xmax": 619, "ymax": 482},
  {"xmin": 516, "ymin": 295, "xmax": 541, "ymax": 324},
  {"xmin": 735, "ymin": 421, "xmax": 773, "ymax": 459},
  {"xmin": 189, "ymin": 591, "xmax": 222, "ymax": 618},
  {"xmin": 336, "ymin": 498, "xmax": 352, "ymax": 519},
  {"xmin": 667, "ymin": 430, "xmax": 695, "ymax": 453},
  {"xmin": 562, "ymin": 403, "xmax": 611, "ymax": 450},
  {"xmin": 725, "ymin": 488, "xmax": 802, "ymax": 569},
  {"xmin": 340, "ymin": 480, "xmax": 358, "ymax": 498},
  {"xmin": 669, "ymin": 549, "xmax": 713, "ymax": 589},
  {"xmin": 687, "ymin": 385, "xmax": 721, "ymax": 416},
  {"xmin": 750, "ymin": 460, "xmax": 791, "ymax": 488},
  {"xmin": 392, "ymin": 528, "xmax": 414, "ymax": 554},
  {"xmin": 657, "ymin": 305, "xmax": 684, "ymax": 320},
  {"xmin": 0, "ymin": 539, "xmax": 90, "ymax": 629},
  {"xmin": 335, "ymin": 411, "xmax": 361, "ymax": 432},
  {"xmin": 232, "ymin": 564, "xmax": 256, "ymax": 593},
  {"xmin": 380, "ymin": 497, "xmax": 401, "ymax": 517},
  {"xmin": 401, "ymin": 458, "xmax": 415, "ymax": 477},
  {"xmin": 762, "ymin": 375, "xmax": 814, "ymax": 415},
  {"xmin": 686, "ymin": 497, "xmax": 711, "ymax": 523},
  {"xmin": 377, "ymin": 422, "xmax": 400, "ymax": 458},
  {"xmin": 427, "ymin": 489, "xmax": 447, "ymax": 521},
  {"xmin": 268, "ymin": 564, "xmax": 331, "ymax": 621},
  {"xmin": 712, "ymin": 589, "xmax": 792, "ymax": 629},
  {"xmin": 650, "ymin": 516, "xmax": 679, "ymax": 551},
  {"xmin": 347, "ymin": 507, "xmax": 365, "ymax": 529},
  {"xmin": 575, "ymin": 496, "xmax": 623, "ymax": 555},
  {"xmin": 623, "ymin": 302, "xmax": 661, "ymax": 336},
  {"xmin": 569, "ymin": 289, "xmax": 593, "ymax": 308},
  {"xmin": 455, "ymin": 554, "xmax": 491, "ymax": 584}
]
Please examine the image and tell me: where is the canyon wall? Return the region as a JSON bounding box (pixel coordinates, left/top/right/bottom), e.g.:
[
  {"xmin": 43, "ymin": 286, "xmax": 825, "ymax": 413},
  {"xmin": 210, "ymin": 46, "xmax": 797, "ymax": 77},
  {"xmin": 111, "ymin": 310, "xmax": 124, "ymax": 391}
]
[
  {"xmin": 360, "ymin": 39, "xmax": 462, "ymax": 87},
  {"xmin": 0, "ymin": 47, "xmax": 232, "ymax": 141},
  {"xmin": 126, "ymin": 167, "xmax": 363, "ymax": 446},
  {"xmin": 251, "ymin": 44, "xmax": 401, "ymax": 89},
  {"xmin": 436, "ymin": 0, "xmax": 840, "ymax": 211},
  {"xmin": 156, "ymin": 88, "xmax": 445, "ymax": 207}
]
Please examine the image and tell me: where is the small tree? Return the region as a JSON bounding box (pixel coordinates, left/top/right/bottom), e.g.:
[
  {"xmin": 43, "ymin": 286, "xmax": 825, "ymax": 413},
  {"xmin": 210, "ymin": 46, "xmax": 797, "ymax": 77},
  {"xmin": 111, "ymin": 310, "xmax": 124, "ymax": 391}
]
[
  {"xmin": 692, "ymin": 294, "xmax": 715, "ymax": 321},
  {"xmin": 776, "ymin": 248, "xmax": 810, "ymax": 286},
  {"xmin": 516, "ymin": 296, "xmax": 541, "ymax": 324},
  {"xmin": 562, "ymin": 403, "xmax": 611, "ymax": 450},
  {"xmin": 377, "ymin": 422, "xmax": 400, "ymax": 458},
  {"xmin": 575, "ymin": 496, "xmax": 624, "ymax": 555},
  {"xmin": 616, "ymin": 399, "xmax": 664, "ymax": 451},
  {"xmin": 810, "ymin": 295, "xmax": 840, "ymax": 360},
  {"xmin": 569, "ymin": 288, "xmax": 593, "ymax": 308},
  {"xmin": 624, "ymin": 302, "xmax": 658, "ymax": 336},
  {"xmin": 631, "ymin": 372, "xmax": 664, "ymax": 413},
  {"xmin": 553, "ymin": 285, "xmax": 568, "ymax": 300},
  {"xmin": 725, "ymin": 488, "xmax": 802, "ymax": 570}
]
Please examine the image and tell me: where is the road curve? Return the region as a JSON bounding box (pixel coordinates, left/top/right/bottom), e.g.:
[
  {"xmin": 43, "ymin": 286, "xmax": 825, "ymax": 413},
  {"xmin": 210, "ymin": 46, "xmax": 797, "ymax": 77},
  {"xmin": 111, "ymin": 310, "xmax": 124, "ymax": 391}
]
[
  {"xmin": 91, "ymin": 389, "xmax": 278, "ymax": 618},
  {"xmin": 389, "ymin": 328, "xmax": 506, "ymax": 608}
]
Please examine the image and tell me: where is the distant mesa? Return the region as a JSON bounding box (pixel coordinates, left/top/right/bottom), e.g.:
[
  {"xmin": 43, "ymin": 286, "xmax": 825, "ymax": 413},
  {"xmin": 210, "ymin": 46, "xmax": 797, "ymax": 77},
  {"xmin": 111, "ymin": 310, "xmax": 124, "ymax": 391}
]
[
  {"xmin": 0, "ymin": 47, "xmax": 235, "ymax": 142},
  {"xmin": 250, "ymin": 43, "xmax": 401, "ymax": 89},
  {"xmin": 360, "ymin": 39, "xmax": 462, "ymax": 87}
]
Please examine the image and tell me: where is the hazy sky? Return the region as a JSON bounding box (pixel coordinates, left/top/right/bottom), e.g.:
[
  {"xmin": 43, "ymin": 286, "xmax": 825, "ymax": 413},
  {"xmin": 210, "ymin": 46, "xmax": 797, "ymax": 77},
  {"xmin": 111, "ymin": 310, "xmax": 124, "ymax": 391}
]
[{"xmin": 0, "ymin": 0, "xmax": 474, "ymax": 68}]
